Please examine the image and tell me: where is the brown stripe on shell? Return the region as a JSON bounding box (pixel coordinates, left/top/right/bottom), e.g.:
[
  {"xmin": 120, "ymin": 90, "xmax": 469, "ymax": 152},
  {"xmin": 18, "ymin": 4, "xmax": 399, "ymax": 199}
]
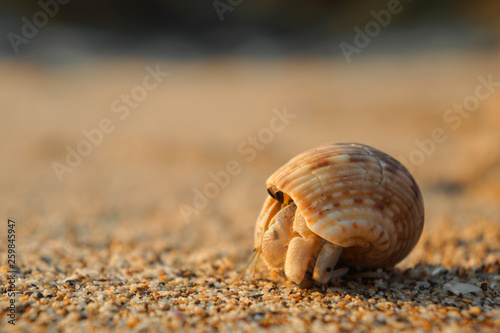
[
  {"xmin": 353, "ymin": 198, "xmax": 364, "ymax": 204},
  {"xmin": 349, "ymin": 154, "xmax": 370, "ymax": 163},
  {"xmin": 384, "ymin": 164, "xmax": 397, "ymax": 175},
  {"xmin": 309, "ymin": 158, "xmax": 331, "ymax": 170}
]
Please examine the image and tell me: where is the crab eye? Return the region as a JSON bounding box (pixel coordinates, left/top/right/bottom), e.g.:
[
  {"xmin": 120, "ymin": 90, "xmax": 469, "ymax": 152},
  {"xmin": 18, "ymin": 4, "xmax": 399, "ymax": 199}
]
[
  {"xmin": 275, "ymin": 191, "xmax": 284, "ymax": 204},
  {"xmin": 267, "ymin": 187, "xmax": 284, "ymax": 204}
]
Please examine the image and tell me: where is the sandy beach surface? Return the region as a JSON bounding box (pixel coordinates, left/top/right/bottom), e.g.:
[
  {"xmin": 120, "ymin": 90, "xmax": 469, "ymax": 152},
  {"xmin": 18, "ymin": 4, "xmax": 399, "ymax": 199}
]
[{"xmin": 1, "ymin": 52, "xmax": 500, "ymax": 331}]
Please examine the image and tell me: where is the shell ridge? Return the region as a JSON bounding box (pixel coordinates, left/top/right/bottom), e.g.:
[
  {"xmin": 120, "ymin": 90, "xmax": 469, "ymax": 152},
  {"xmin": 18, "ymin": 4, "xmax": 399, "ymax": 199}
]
[
  {"xmin": 310, "ymin": 169, "xmax": 325, "ymax": 194},
  {"xmin": 361, "ymin": 145, "xmax": 385, "ymax": 189}
]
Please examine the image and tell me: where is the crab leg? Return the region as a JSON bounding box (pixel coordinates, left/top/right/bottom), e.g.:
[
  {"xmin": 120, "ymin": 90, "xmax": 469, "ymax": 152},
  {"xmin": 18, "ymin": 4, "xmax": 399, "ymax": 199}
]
[
  {"xmin": 285, "ymin": 236, "xmax": 315, "ymax": 284},
  {"xmin": 312, "ymin": 242, "xmax": 343, "ymax": 285},
  {"xmin": 329, "ymin": 267, "xmax": 349, "ymax": 280}
]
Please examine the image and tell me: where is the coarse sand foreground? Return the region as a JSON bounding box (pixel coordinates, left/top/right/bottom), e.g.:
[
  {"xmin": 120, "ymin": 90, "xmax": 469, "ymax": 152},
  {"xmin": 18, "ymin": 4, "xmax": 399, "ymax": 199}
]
[
  {"xmin": 1, "ymin": 54, "xmax": 500, "ymax": 331},
  {"xmin": 1, "ymin": 219, "xmax": 500, "ymax": 332}
]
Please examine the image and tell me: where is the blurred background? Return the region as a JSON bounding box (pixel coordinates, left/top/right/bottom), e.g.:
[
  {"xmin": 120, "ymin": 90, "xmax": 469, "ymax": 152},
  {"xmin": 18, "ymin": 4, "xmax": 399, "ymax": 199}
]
[
  {"xmin": 1, "ymin": 1, "xmax": 499, "ymax": 267},
  {"xmin": 1, "ymin": 0, "xmax": 500, "ymax": 60}
]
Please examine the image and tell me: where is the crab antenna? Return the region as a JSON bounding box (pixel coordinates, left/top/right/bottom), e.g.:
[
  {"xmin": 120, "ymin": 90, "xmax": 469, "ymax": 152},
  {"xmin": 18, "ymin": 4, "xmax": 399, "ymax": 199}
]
[
  {"xmin": 223, "ymin": 247, "xmax": 262, "ymax": 288},
  {"xmin": 222, "ymin": 195, "xmax": 281, "ymax": 288},
  {"xmin": 252, "ymin": 247, "xmax": 262, "ymax": 277}
]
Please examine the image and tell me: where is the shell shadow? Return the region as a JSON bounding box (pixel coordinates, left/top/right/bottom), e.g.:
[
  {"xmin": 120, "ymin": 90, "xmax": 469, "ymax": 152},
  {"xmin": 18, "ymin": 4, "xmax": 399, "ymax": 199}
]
[{"xmin": 313, "ymin": 262, "xmax": 497, "ymax": 300}]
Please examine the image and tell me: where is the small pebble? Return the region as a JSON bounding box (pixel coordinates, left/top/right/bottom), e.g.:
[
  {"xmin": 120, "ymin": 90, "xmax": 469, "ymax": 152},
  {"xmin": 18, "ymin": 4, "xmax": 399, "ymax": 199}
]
[{"xmin": 443, "ymin": 282, "xmax": 483, "ymax": 296}]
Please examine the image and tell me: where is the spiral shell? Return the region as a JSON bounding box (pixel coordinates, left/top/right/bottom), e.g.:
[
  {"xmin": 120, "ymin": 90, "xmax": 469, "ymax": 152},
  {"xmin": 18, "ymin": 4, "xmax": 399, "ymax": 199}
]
[{"xmin": 254, "ymin": 142, "xmax": 424, "ymax": 285}]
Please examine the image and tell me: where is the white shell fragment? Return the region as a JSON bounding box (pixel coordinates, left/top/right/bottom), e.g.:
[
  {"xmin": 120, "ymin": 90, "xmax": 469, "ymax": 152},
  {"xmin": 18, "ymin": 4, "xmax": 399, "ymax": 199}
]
[
  {"xmin": 64, "ymin": 274, "xmax": 81, "ymax": 283},
  {"xmin": 443, "ymin": 282, "xmax": 483, "ymax": 296},
  {"xmin": 430, "ymin": 266, "xmax": 447, "ymax": 277}
]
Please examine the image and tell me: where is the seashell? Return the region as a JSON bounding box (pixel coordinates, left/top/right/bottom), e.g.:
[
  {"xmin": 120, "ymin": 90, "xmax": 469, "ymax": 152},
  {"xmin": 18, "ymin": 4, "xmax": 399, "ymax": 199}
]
[{"xmin": 253, "ymin": 142, "xmax": 424, "ymax": 287}]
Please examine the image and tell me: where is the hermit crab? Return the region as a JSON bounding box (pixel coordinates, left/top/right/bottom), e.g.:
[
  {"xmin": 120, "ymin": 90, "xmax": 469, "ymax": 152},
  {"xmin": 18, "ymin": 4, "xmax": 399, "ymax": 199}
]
[{"xmin": 240, "ymin": 143, "xmax": 424, "ymax": 288}]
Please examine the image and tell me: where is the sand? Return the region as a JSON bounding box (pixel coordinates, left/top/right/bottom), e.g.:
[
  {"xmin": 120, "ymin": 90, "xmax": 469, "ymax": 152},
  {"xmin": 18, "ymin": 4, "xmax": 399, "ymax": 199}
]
[{"xmin": 1, "ymin": 52, "xmax": 500, "ymax": 332}]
